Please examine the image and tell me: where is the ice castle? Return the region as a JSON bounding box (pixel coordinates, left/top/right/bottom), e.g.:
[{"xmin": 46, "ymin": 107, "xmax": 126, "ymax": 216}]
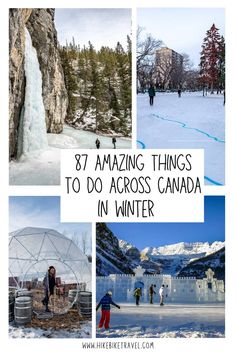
[{"xmin": 96, "ymin": 266, "xmax": 224, "ymax": 303}]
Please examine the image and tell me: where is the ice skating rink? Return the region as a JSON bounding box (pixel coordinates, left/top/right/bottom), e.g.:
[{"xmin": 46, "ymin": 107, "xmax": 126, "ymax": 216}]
[
  {"xmin": 137, "ymin": 92, "xmax": 225, "ymax": 185},
  {"xmin": 96, "ymin": 303, "xmax": 225, "ymax": 338}
]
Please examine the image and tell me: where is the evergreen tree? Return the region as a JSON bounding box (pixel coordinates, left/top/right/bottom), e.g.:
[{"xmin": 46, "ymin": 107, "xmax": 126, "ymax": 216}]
[
  {"xmin": 60, "ymin": 46, "xmax": 78, "ymax": 121},
  {"xmin": 199, "ymin": 24, "xmax": 225, "ymax": 94},
  {"xmin": 59, "ymin": 38, "xmax": 132, "ymax": 136},
  {"xmin": 218, "ymin": 35, "xmax": 225, "ymax": 91}
]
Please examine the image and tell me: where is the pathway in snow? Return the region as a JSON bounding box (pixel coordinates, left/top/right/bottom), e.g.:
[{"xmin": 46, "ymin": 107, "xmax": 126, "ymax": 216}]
[
  {"xmin": 137, "ymin": 92, "xmax": 225, "ymax": 185},
  {"xmin": 9, "ymin": 125, "xmax": 131, "ymax": 185},
  {"xmin": 96, "ymin": 303, "xmax": 224, "ymax": 338}
]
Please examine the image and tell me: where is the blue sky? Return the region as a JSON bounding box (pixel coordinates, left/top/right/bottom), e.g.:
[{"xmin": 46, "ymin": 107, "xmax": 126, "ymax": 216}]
[
  {"xmin": 138, "ymin": 8, "xmax": 225, "ymax": 67},
  {"xmin": 9, "ymin": 196, "xmax": 91, "ymax": 251},
  {"xmin": 55, "ymin": 8, "xmax": 131, "ymax": 50},
  {"xmin": 107, "ymin": 196, "xmax": 225, "ymax": 249}
]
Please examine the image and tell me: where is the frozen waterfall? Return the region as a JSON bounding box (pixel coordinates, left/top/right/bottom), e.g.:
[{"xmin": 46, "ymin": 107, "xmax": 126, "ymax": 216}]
[{"xmin": 17, "ymin": 27, "xmax": 48, "ymax": 158}]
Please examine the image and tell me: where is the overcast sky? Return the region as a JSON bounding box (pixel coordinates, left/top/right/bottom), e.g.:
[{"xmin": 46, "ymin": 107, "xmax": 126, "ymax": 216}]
[
  {"xmin": 9, "ymin": 196, "xmax": 91, "ymax": 251},
  {"xmin": 107, "ymin": 196, "xmax": 225, "ymax": 249},
  {"xmin": 138, "ymin": 8, "xmax": 225, "ymax": 68},
  {"xmin": 55, "ymin": 8, "xmax": 131, "ymax": 50}
]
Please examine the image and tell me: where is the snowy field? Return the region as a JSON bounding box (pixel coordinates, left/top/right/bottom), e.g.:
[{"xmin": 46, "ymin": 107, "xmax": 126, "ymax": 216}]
[
  {"xmin": 137, "ymin": 92, "xmax": 225, "ymax": 185},
  {"xmin": 9, "ymin": 321, "xmax": 91, "ymax": 339},
  {"xmin": 9, "ymin": 125, "xmax": 131, "ymax": 185},
  {"xmin": 96, "ymin": 303, "xmax": 224, "ymax": 338}
]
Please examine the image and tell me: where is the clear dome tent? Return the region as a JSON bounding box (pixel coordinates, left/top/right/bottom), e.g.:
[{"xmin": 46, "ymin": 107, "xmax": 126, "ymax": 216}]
[{"xmin": 9, "ymin": 227, "xmax": 91, "ymax": 291}]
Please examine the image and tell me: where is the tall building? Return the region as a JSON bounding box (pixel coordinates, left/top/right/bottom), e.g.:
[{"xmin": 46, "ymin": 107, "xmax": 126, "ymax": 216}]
[{"xmin": 155, "ymin": 47, "xmax": 183, "ymax": 89}]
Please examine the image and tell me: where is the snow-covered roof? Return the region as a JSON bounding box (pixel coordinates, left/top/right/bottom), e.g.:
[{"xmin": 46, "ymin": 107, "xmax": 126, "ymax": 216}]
[{"xmin": 9, "ymin": 227, "xmax": 91, "ymax": 288}]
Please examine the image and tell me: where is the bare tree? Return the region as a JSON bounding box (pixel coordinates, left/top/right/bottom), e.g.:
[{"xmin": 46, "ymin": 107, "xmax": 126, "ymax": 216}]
[
  {"xmin": 71, "ymin": 231, "xmax": 80, "ymax": 248},
  {"xmin": 81, "ymin": 231, "xmax": 88, "ymax": 255},
  {"xmin": 181, "ymin": 53, "xmax": 200, "ymax": 91},
  {"xmin": 137, "ymin": 26, "xmax": 162, "ymax": 88}
]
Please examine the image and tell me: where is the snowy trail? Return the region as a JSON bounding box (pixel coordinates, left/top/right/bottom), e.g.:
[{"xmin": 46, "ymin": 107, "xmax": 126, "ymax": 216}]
[
  {"xmin": 9, "ymin": 126, "xmax": 131, "ymax": 185},
  {"xmin": 96, "ymin": 303, "xmax": 224, "ymax": 338},
  {"xmin": 137, "ymin": 92, "xmax": 225, "ymax": 185}
]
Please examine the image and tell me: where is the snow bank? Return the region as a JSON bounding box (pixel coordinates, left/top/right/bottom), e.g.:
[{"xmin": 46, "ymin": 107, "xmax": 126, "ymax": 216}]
[{"xmin": 9, "ymin": 322, "xmax": 91, "ymax": 339}]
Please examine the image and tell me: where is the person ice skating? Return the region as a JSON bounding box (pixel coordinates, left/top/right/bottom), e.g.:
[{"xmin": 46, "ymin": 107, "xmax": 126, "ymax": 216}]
[
  {"xmin": 42, "ymin": 266, "xmax": 56, "ymax": 312},
  {"xmin": 178, "ymin": 89, "xmax": 181, "ymax": 98},
  {"xmin": 112, "ymin": 137, "xmax": 117, "ymax": 149},
  {"xmin": 159, "ymin": 284, "xmax": 165, "ymax": 306},
  {"xmin": 149, "ymin": 284, "xmax": 156, "ymax": 304},
  {"xmin": 165, "ymin": 284, "xmax": 169, "ymax": 302},
  {"xmin": 134, "ymin": 287, "xmax": 142, "ymax": 306},
  {"xmin": 95, "ymin": 138, "xmax": 100, "ymax": 149},
  {"xmin": 148, "ymin": 84, "xmax": 155, "ymax": 106},
  {"xmin": 96, "ymin": 291, "xmax": 120, "ymax": 329}
]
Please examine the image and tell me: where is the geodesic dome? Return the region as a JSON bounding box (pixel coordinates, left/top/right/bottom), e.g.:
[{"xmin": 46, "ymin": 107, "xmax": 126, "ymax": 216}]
[{"xmin": 9, "ymin": 227, "xmax": 91, "ymax": 290}]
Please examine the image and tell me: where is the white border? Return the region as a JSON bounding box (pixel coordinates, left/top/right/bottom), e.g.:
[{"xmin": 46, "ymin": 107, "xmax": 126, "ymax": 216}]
[{"xmin": 1, "ymin": 0, "xmax": 236, "ymax": 353}]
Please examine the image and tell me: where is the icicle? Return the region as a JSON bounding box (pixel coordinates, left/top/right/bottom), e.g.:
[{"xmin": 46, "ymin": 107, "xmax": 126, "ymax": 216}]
[{"xmin": 17, "ymin": 27, "xmax": 48, "ymax": 159}]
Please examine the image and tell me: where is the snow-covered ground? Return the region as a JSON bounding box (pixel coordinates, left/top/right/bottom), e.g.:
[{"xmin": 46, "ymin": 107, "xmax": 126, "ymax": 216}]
[
  {"xmin": 96, "ymin": 303, "xmax": 224, "ymax": 338},
  {"xmin": 9, "ymin": 321, "xmax": 91, "ymax": 338},
  {"xmin": 9, "ymin": 125, "xmax": 131, "ymax": 185},
  {"xmin": 137, "ymin": 92, "xmax": 225, "ymax": 185}
]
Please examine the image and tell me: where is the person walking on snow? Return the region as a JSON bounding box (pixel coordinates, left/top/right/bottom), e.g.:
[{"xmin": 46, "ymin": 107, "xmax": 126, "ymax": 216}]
[
  {"xmin": 96, "ymin": 291, "xmax": 120, "ymax": 329},
  {"xmin": 177, "ymin": 89, "xmax": 182, "ymax": 98},
  {"xmin": 95, "ymin": 138, "xmax": 100, "ymax": 149},
  {"xmin": 148, "ymin": 84, "xmax": 155, "ymax": 106},
  {"xmin": 42, "ymin": 266, "xmax": 56, "ymax": 312},
  {"xmin": 134, "ymin": 287, "xmax": 142, "ymax": 306},
  {"xmin": 112, "ymin": 137, "xmax": 117, "ymax": 149},
  {"xmin": 159, "ymin": 284, "xmax": 165, "ymax": 306},
  {"xmin": 149, "ymin": 284, "xmax": 156, "ymax": 304}
]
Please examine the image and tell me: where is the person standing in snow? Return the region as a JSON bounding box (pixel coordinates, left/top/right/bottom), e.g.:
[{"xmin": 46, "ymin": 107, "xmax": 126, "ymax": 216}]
[
  {"xmin": 42, "ymin": 266, "xmax": 56, "ymax": 312},
  {"xmin": 159, "ymin": 284, "xmax": 165, "ymax": 306},
  {"xmin": 112, "ymin": 137, "xmax": 117, "ymax": 149},
  {"xmin": 134, "ymin": 287, "xmax": 142, "ymax": 306},
  {"xmin": 177, "ymin": 89, "xmax": 182, "ymax": 98},
  {"xmin": 148, "ymin": 84, "xmax": 156, "ymax": 106},
  {"xmin": 96, "ymin": 291, "xmax": 120, "ymax": 329},
  {"xmin": 95, "ymin": 138, "xmax": 100, "ymax": 149},
  {"xmin": 149, "ymin": 284, "xmax": 156, "ymax": 304}
]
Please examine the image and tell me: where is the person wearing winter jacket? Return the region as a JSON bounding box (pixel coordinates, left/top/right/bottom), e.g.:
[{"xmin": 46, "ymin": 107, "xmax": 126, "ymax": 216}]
[
  {"xmin": 134, "ymin": 287, "xmax": 142, "ymax": 306},
  {"xmin": 42, "ymin": 266, "xmax": 56, "ymax": 312},
  {"xmin": 112, "ymin": 137, "xmax": 117, "ymax": 149},
  {"xmin": 148, "ymin": 84, "xmax": 156, "ymax": 106},
  {"xmin": 96, "ymin": 291, "xmax": 120, "ymax": 329},
  {"xmin": 159, "ymin": 284, "xmax": 165, "ymax": 306},
  {"xmin": 149, "ymin": 284, "xmax": 156, "ymax": 304},
  {"xmin": 95, "ymin": 138, "xmax": 100, "ymax": 149}
]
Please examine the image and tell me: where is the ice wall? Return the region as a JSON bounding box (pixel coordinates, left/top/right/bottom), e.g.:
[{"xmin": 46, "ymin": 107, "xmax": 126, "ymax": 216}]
[
  {"xmin": 17, "ymin": 27, "xmax": 48, "ymax": 158},
  {"xmin": 96, "ymin": 274, "xmax": 225, "ymax": 304}
]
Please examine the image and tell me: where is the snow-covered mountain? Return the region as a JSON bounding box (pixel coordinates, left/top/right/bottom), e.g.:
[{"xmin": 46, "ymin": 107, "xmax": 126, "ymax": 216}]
[
  {"xmin": 178, "ymin": 247, "xmax": 225, "ymax": 280},
  {"xmin": 96, "ymin": 223, "xmax": 134, "ymax": 276},
  {"xmin": 96, "ymin": 223, "xmax": 225, "ymax": 277},
  {"xmin": 142, "ymin": 241, "xmax": 224, "ymax": 257}
]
